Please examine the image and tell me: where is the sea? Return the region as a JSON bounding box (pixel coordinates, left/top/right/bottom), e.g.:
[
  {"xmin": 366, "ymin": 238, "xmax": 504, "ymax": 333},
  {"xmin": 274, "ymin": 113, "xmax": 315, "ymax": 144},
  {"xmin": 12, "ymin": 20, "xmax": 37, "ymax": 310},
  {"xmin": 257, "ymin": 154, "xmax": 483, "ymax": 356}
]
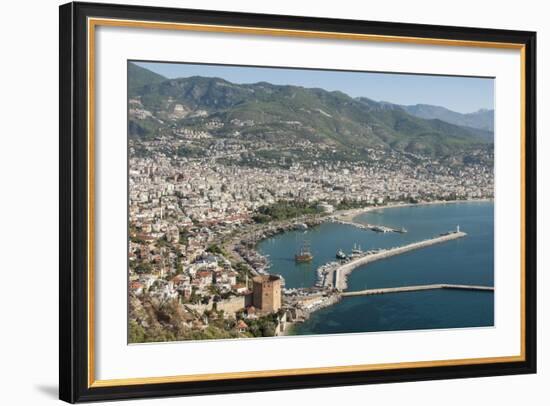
[{"xmin": 255, "ymin": 201, "xmax": 494, "ymax": 335}]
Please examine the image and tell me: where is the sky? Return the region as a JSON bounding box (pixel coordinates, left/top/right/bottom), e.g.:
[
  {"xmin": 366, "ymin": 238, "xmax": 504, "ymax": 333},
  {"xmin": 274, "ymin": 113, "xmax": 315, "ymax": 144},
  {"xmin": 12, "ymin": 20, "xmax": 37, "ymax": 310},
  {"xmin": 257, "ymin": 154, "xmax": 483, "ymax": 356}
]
[{"xmin": 135, "ymin": 61, "xmax": 494, "ymax": 114}]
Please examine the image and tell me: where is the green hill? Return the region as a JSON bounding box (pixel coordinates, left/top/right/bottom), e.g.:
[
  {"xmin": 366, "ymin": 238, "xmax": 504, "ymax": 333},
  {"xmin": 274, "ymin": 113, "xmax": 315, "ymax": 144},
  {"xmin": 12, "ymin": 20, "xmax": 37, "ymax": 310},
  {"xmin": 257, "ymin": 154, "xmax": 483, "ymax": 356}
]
[
  {"xmin": 129, "ymin": 64, "xmax": 491, "ymax": 158},
  {"xmin": 128, "ymin": 62, "xmax": 166, "ymax": 96}
]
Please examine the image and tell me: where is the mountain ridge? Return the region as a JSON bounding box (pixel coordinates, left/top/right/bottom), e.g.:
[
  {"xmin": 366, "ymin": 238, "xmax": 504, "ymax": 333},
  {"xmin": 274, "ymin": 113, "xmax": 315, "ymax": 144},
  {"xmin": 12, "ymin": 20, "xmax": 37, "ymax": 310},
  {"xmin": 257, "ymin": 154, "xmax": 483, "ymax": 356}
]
[
  {"xmin": 128, "ymin": 63, "xmax": 492, "ymax": 159},
  {"xmin": 399, "ymin": 103, "xmax": 494, "ymax": 132}
]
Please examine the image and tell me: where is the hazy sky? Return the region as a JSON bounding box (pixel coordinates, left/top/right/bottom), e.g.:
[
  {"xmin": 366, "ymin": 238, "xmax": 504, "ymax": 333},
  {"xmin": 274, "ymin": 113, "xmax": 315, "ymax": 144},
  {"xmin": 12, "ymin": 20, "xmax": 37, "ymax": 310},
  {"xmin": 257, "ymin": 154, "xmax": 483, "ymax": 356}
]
[{"xmin": 134, "ymin": 61, "xmax": 494, "ymax": 114}]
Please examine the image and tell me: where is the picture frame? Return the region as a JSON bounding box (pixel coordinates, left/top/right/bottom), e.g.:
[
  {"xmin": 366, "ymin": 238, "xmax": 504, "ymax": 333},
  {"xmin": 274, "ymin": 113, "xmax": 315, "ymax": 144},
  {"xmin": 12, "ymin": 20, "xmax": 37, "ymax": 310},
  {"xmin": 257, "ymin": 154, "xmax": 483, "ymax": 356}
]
[{"xmin": 59, "ymin": 1, "xmax": 537, "ymax": 403}]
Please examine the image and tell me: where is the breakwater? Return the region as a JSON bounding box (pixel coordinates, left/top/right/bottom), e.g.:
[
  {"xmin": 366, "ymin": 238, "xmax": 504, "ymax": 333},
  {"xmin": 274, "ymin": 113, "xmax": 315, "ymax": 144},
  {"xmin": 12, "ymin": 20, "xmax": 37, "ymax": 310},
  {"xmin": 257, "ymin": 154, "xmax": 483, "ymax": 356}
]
[
  {"xmin": 330, "ymin": 218, "xmax": 406, "ymax": 233},
  {"xmin": 341, "ymin": 283, "xmax": 493, "ymax": 297},
  {"xmin": 318, "ymin": 231, "xmax": 467, "ymax": 291}
]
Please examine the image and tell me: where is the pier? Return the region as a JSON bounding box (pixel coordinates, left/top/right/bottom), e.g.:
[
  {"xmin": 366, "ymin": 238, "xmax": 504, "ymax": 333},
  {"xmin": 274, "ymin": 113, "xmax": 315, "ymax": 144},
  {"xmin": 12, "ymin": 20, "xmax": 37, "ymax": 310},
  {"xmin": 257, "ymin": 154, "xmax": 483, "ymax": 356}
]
[
  {"xmin": 330, "ymin": 219, "xmax": 406, "ymax": 233},
  {"xmin": 318, "ymin": 231, "xmax": 467, "ymax": 291},
  {"xmin": 341, "ymin": 283, "xmax": 494, "ymax": 297}
]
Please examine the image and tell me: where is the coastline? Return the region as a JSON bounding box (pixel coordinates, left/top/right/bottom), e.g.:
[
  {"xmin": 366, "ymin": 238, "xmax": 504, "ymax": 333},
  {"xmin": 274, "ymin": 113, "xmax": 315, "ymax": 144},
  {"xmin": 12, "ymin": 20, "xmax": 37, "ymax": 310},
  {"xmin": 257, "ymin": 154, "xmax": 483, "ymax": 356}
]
[
  {"xmin": 334, "ymin": 198, "xmax": 493, "ymax": 223},
  {"xmin": 279, "ymin": 292, "xmax": 341, "ymax": 335},
  {"xmin": 279, "ymin": 321, "xmax": 296, "ymax": 336}
]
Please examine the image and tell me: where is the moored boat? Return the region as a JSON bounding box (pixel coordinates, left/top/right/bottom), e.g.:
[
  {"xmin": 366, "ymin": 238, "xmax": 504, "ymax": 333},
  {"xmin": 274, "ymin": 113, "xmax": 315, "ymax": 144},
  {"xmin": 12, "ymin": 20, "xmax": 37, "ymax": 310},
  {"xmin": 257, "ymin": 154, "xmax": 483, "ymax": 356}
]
[{"xmin": 295, "ymin": 240, "xmax": 313, "ymax": 262}]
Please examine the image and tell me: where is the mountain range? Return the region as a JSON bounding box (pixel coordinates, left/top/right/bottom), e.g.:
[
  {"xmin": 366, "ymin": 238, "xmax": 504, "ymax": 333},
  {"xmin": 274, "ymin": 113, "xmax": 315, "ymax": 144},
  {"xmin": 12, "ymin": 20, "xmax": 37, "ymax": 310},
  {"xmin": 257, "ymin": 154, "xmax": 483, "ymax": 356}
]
[
  {"xmin": 128, "ymin": 63, "xmax": 493, "ymax": 158},
  {"xmin": 400, "ymin": 103, "xmax": 493, "ymax": 132}
]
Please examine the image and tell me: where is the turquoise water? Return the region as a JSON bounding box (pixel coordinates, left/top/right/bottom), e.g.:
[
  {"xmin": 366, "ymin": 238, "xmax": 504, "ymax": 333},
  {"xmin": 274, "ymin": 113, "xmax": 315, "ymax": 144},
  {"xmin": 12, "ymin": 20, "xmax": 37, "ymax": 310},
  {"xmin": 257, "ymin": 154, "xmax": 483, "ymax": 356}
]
[{"xmin": 256, "ymin": 201, "xmax": 494, "ymax": 334}]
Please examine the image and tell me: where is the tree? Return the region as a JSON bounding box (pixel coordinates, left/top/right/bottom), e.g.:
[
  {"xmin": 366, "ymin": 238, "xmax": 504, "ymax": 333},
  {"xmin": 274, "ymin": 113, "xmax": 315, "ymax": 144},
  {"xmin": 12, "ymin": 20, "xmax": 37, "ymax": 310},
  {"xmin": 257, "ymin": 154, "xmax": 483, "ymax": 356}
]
[{"xmin": 206, "ymin": 244, "xmax": 225, "ymax": 256}]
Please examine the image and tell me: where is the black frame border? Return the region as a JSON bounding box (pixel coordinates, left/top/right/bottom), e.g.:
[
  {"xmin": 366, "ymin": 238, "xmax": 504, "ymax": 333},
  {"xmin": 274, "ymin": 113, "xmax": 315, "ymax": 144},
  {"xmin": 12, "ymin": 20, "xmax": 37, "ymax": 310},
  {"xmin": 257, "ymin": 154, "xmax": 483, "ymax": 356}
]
[{"xmin": 59, "ymin": 1, "xmax": 536, "ymax": 403}]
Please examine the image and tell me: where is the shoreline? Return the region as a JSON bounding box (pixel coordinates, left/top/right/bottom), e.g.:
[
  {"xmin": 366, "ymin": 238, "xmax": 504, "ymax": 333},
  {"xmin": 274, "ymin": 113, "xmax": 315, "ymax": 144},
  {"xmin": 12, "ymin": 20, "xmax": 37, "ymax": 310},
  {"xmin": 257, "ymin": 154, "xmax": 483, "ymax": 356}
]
[
  {"xmin": 280, "ymin": 292, "xmax": 341, "ymax": 335},
  {"xmin": 279, "ymin": 321, "xmax": 296, "ymax": 336},
  {"xmin": 334, "ymin": 198, "xmax": 493, "ymax": 223}
]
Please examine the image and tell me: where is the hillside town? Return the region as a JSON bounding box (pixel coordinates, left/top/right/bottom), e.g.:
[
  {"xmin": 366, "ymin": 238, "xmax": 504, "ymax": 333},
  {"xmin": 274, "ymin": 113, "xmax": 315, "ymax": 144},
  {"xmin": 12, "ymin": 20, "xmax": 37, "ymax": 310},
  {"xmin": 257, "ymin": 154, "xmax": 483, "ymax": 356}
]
[{"xmin": 128, "ymin": 116, "xmax": 494, "ymax": 342}]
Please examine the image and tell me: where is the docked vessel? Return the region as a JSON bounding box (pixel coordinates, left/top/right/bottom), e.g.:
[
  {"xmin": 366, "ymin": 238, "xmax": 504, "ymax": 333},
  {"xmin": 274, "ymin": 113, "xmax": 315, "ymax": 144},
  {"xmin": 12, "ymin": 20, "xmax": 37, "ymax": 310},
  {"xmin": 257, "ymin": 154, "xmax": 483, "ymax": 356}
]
[
  {"xmin": 351, "ymin": 243, "xmax": 363, "ymax": 256},
  {"xmin": 336, "ymin": 249, "xmax": 347, "ymax": 260},
  {"xmin": 295, "ymin": 241, "xmax": 313, "ymax": 262}
]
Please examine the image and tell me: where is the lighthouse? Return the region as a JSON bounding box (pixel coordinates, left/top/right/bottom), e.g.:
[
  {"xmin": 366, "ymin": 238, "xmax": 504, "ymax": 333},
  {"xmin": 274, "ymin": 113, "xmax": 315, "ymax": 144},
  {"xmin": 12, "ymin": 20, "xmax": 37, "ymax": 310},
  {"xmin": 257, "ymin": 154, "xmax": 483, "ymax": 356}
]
[{"xmin": 456, "ymin": 224, "xmax": 460, "ymax": 233}]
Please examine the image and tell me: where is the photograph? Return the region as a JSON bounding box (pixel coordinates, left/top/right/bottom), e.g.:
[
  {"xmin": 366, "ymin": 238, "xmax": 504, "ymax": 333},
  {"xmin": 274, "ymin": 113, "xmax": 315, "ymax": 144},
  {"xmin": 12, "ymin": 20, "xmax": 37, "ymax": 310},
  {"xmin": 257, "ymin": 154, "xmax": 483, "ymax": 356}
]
[
  {"xmin": 56, "ymin": 2, "xmax": 536, "ymax": 401},
  {"xmin": 127, "ymin": 61, "xmax": 495, "ymax": 343}
]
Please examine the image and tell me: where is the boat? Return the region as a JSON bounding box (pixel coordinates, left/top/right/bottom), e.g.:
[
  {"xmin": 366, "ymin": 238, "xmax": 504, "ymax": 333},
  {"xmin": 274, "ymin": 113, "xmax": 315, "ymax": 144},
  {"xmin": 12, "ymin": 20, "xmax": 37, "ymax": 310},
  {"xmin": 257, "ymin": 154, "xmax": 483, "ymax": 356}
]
[
  {"xmin": 295, "ymin": 240, "xmax": 313, "ymax": 263},
  {"xmin": 351, "ymin": 243, "xmax": 363, "ymax": 256},
  {"xmin": 336, "ymin": 249, "xmax": 347, "ymax": 260}
]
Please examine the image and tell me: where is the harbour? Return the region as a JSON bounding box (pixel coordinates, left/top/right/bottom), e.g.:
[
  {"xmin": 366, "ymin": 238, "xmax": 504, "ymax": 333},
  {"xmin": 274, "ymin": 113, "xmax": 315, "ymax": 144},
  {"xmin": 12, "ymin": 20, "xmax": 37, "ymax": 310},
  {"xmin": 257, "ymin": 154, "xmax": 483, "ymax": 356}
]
[
  {"xmin": 317, "ymin": 229, "xmax": 467, "ymax": 291},
  {"xmin": 257, "ymin": 201, "xmax": 494, "ymax": 334}
]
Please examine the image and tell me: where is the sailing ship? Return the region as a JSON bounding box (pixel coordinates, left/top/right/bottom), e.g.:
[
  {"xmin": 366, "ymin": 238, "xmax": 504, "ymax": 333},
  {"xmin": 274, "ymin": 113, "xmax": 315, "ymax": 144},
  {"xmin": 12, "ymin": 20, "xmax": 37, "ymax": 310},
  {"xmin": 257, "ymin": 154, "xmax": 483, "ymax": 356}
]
[
  {"xmin": 295, "ymin": 240, "xmax": 313, "ymax": 263},
  {"xmin": 351, "ymin": 243, "xmax": 363, "ymax": 257}
]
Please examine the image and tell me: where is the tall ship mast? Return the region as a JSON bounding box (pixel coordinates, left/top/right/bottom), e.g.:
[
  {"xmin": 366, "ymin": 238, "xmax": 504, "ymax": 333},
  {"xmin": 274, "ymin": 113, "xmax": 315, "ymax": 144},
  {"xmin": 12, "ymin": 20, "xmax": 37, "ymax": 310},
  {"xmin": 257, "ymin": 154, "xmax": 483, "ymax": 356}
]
[{"xmin": 295, "ymin": 240, "xmax": 313, "ymax": 263}]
